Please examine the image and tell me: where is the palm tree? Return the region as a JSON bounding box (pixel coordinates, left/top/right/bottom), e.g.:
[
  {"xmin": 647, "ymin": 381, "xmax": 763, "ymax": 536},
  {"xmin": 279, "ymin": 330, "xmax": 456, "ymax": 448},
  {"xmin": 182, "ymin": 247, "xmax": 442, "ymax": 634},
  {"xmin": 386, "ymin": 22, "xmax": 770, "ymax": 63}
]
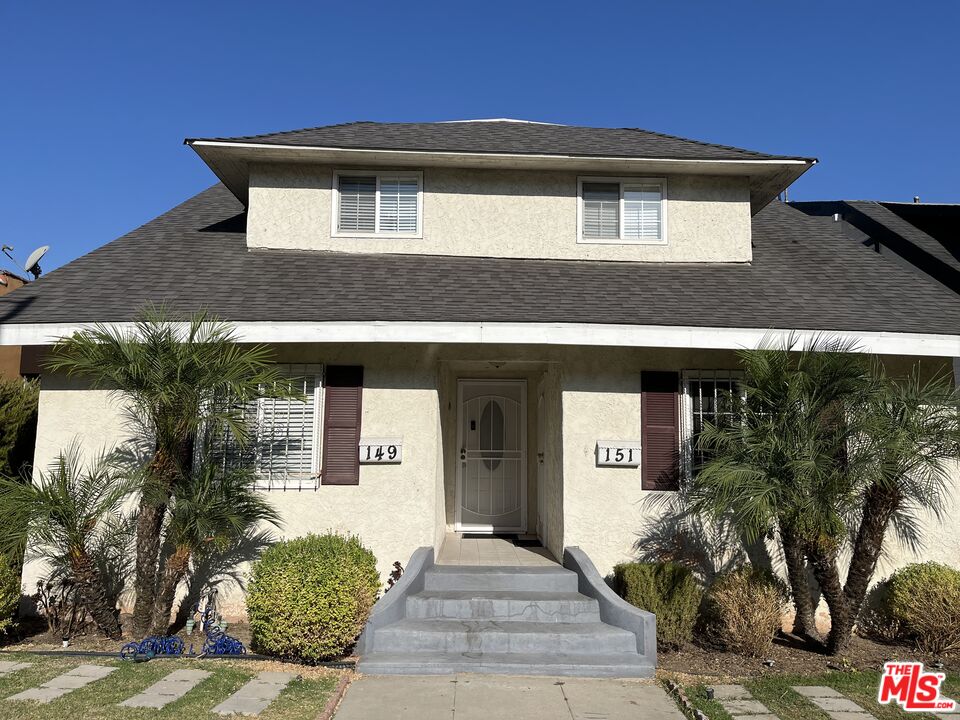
[
  {"xmin": 690, "ymin": 336, "xmax": 872, "ymax": 643},
  {"xmin": 0, "ymin": 448, "xmax": 135, "ymax": 639},
  {"xmin": 810, "ymin": 363, "xmax": 960, "ymax": 653},
  {"xmin": 46, "ymin": 306, "xmax": 294, "ymax": 637},
  {"xmin": 690, "ymin": 337, "xmax": 960, "ymax": 654},
  {"xmin": 150, "ymin": 462, "xmax": 281, "ymax": 634}
]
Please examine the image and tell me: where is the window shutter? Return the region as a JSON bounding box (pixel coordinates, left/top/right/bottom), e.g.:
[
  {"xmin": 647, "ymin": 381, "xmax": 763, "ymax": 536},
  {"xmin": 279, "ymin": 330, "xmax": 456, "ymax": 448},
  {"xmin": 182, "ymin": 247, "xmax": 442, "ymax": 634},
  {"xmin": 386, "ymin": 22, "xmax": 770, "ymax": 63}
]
[
  {"xmin": 623, "ymin": 185, "xmax": 662, "ymax": 239},
  {"xmin": 379, "ymin": 177, "xmax": 418, "ymax": 233},
  {"xmin": 582, "ymin": 182, "xmax": 620, "ymax": 239},
  {"xmin": 321, "ymin": 365, "xmax": 363, "ymax": 485},
  {"xmin": 641, "ymin": 371, "xmax": 680, "ymax": 491},
  {"xmin": 338, "ymin": 176, "xmax": 376, "ymax": 232}
]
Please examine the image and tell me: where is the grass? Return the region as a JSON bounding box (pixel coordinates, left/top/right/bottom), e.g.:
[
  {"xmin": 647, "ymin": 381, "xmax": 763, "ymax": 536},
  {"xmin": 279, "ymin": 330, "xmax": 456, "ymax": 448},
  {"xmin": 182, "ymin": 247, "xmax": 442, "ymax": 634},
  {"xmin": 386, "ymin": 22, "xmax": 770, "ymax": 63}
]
[
  {"xmin": 680, "ymin": 670, "xmax": 960, "ymax": 720},
  {"xmin": 0, "ymin": 651, "xmax": 340, "ymax": 720}
]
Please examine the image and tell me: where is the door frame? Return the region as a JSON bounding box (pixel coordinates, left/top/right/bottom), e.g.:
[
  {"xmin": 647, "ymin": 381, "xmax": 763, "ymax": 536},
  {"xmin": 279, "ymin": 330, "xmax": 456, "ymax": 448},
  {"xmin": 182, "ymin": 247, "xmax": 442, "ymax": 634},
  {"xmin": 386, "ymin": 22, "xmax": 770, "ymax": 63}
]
[{"xmin": 455, "ymin": 378, "xmax": 528, "ymax": 534}]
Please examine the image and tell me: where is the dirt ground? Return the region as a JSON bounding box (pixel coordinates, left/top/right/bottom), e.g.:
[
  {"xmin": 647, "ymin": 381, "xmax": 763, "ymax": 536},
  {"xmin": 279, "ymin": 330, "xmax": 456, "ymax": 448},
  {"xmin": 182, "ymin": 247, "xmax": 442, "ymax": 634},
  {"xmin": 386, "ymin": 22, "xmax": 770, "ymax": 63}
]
[{"xmin": 657, "ymin": 631, "xmax": 952, "ymax": 683}]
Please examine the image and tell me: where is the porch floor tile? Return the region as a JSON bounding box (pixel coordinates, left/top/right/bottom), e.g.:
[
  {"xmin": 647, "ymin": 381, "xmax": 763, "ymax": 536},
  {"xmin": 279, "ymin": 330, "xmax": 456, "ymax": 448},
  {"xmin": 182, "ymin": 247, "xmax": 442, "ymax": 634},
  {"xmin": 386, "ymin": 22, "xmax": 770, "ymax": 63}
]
[{"xmin": 437, "ymin": 534, "xmax": 557, "ymax": 566}]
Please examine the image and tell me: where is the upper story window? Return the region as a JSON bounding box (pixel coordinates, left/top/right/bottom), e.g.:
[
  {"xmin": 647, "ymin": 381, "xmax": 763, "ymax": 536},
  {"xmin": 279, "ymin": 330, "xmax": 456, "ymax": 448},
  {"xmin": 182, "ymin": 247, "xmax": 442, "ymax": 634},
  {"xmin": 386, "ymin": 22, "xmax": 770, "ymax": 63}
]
[
  {"xmin": 578, "ymin": 177, "xmax": 666, "ymax": 244},
  {"xmin": 334, "ymin": 171, "xmax": 423, "ymax": 237}
]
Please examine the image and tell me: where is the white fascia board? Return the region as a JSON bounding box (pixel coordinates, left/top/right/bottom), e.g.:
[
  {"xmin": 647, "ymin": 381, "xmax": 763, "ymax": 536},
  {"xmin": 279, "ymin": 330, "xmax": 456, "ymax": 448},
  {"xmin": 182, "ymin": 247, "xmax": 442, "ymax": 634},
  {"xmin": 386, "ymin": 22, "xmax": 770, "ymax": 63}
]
[
  {"xmin": 2, "ymin": 320, "xmax": 958, "ymax": 357},
  {"xmin": 187, "ymin": 139, "xmax": 813, "ymax": 169}
]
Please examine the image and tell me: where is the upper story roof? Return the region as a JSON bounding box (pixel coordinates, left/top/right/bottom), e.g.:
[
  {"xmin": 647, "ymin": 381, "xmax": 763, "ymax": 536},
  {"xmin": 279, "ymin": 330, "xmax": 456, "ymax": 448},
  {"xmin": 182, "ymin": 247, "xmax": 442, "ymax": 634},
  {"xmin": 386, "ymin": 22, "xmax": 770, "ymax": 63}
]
[
  {"xmin": 189, "ymin": 119, "xmax": 810, "ymax": 161},
  {"xmin": 186, "ymin": 120, "xmax": 816, "ymax": 212},
  {"xmin": 1, "ymin": 184, "xmax": 958, "ymax": 351},
  {"xmin": 792, "ymin": 200, "xmax": 960, "ymax": 295}
]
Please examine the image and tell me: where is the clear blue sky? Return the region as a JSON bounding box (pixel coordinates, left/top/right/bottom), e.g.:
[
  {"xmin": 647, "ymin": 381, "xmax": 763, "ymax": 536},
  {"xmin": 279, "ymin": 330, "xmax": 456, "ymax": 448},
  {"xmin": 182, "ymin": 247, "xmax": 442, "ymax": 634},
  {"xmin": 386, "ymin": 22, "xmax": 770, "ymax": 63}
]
[{"xmin": 2, "ymin": 1, "xmax": 958, "ymax": 272}]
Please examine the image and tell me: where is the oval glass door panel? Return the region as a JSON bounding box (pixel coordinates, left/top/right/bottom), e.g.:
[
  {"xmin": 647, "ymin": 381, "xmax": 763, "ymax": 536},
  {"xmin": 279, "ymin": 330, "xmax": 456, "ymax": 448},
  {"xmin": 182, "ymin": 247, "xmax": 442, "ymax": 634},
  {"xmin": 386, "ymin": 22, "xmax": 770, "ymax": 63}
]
[{"xmin": 457, "ymin": 381, "xmax": 526, "ymax": 532}]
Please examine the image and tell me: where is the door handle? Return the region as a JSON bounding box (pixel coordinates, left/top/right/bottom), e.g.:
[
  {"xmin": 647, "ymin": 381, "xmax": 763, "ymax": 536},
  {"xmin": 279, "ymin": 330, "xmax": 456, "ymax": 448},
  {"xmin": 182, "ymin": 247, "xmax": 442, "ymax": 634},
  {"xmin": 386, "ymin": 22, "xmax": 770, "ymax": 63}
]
[{"xmin": 460, "ymin": 447, "xmax": 466, "ymax": 460}]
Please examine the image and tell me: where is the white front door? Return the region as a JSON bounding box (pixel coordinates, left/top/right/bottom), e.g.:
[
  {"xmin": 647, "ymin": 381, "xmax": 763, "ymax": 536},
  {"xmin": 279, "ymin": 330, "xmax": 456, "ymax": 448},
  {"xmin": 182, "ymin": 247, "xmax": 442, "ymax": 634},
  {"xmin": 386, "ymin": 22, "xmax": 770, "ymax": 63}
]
[{"xmin": 456, "ymin": 379, "xmax": 527, "ymax": 533}]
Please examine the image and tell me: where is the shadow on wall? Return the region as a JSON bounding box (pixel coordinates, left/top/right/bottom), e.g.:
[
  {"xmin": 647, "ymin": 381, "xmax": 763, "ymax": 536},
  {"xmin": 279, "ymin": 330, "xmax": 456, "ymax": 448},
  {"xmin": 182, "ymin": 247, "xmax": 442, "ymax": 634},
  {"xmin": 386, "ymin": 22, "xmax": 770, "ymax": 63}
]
[{"xmin": 632, "ymin": 491, "xmax": 776, "ymax": 586}]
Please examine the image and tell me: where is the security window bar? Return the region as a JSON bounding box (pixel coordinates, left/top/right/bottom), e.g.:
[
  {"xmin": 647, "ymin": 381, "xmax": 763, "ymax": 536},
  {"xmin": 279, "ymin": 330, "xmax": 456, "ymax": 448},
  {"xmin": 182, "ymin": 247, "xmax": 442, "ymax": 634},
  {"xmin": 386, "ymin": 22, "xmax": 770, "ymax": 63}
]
[
  {"xmin": 580, "ymin": 179, "xmax": 664, "ymax": 242},
  {"xmin": 337, "ymin": 173, "xmax": 420, "ymax": 235},
  {"xmin": 683, "ymin": 371, "xmax": 743, "ymax": 476},
  {"xmin": 212, "ymin": 364, "xmax": 323, "ymax": 491}
]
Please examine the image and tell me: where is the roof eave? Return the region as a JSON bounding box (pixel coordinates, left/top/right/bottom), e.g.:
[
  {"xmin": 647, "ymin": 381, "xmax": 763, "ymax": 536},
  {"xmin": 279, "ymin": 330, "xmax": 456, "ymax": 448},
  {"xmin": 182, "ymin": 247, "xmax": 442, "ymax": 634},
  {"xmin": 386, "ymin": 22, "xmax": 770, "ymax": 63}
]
[{"xmin": 186, "ymin": 139, "xmax": 815, "ymax": 212}]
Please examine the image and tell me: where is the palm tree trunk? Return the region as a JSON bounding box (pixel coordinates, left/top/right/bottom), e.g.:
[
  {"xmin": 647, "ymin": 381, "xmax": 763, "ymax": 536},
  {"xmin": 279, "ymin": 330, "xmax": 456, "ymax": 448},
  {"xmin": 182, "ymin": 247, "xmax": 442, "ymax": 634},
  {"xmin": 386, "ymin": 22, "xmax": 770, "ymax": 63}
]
[
  {"xmin": 844, "ymin": 483, "xmax": 899, "ymax": 617},
  {"xmin": 132, "ymin": 436, "xmax": 193, "ymax": 638},
  {"xmin": 71, "ymin": 550, "xmax": 122, "ymax": 640},
  {"xmin": 150, "ymin": 545, "xmax": 191, "ymax": 635},
  {"xmin": 780, "ymin": 522, "xmax": 821, "ymax": 642},
  {"xmin": 807, "ymin": 541, "xmax": 853, "ymax": 654}
]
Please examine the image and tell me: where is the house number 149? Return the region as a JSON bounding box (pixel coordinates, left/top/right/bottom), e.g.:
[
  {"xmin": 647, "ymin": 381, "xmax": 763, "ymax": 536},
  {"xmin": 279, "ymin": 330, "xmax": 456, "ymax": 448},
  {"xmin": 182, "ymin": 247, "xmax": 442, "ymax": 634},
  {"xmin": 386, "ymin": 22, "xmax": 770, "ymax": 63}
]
[{"xmin": 359, "ymin": 438, "xmax": 403, "ymax": 464}]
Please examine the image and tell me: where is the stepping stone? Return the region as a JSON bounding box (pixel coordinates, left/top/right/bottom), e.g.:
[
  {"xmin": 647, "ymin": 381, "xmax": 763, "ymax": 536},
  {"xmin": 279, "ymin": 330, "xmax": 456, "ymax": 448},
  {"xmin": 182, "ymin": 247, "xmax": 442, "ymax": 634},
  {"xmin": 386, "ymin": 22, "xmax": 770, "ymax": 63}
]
[
  {"xmin": 712, "ymin": 684, "xmax": 752, "ymax": 700},
  {"xmin": 0, "ymin": 661, "xmax": 31, "ymax": 676},
  {"xmin": 722, "ymin": 698, "xmax": 775, "ymax": 716},
  {"xmin": 792, "ymin": 686, "xmax": 843, "ymax": 698},
  {"xmin": 211, "ymin": 671, "xmax": 296, "ymax": 716},
  {"xmin": 6, "ymin": 664, "xmax": 116, "ymax": 703},
  {"xmin": 120, "ymin": 668, "xmax": 212, "ymax": 709}
]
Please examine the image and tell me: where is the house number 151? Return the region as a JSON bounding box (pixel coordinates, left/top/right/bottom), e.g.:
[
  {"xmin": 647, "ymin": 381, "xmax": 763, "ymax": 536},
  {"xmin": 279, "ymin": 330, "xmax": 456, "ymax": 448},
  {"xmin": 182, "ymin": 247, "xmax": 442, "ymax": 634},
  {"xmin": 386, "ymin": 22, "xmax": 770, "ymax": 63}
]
[{"xmin": 596, "ymin": 441, "xmax": 641, "ymax": 467}]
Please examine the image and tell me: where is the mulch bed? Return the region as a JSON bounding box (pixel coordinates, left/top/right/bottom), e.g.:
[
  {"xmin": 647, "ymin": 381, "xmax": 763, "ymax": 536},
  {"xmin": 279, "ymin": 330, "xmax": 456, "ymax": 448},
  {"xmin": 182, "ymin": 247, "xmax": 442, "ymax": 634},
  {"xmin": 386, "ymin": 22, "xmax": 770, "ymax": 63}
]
[{"xmin": 657, "ymin": 632, "xmax": 953, "ymax": 683}]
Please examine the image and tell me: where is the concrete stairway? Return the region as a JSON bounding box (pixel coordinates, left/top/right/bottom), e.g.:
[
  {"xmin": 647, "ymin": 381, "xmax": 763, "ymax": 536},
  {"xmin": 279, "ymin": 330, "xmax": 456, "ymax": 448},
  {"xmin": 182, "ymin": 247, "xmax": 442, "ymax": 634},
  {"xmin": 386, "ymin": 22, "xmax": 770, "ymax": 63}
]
[{"xmin": 357, "ymin": 564, "xmax": 654, "ymax": 677}]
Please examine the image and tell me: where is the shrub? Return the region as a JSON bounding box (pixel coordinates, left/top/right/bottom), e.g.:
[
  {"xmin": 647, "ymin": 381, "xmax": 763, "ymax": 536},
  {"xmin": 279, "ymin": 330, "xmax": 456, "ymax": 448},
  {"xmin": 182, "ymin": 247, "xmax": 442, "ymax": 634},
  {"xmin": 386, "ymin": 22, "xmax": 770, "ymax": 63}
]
[
  {"xmin": 885, "ymin": 562, "xmax": 960, "ymax": 654},
  {"xmin": 613, "ymin": 561, "xmax": 702, "ymax": 650},
  {"xmin": 246, "ymin": 533, "xmax": 380, "ymax": 662},
  {"xmin": 0, "ymin": 555, "xmax": 20, "ymax": 634},
  {"xmin": 699, "ymin": 566, "xmax": 787, "ymax": 656},
  {"xmin": 0, "ymin": 377, "xmax": 38, "ymax": 479}
]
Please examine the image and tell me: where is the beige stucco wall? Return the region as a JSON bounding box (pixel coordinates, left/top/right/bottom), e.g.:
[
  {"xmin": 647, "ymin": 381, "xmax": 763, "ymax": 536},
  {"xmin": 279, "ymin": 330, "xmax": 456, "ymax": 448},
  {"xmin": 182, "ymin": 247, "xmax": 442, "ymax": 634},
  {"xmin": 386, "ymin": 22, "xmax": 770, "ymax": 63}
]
[
  {"xmin": 246, "ymin": 164, "xmax": 752, "ymax": 263},
  {"xmin": 26, "ymin": 343, "xmax": 960, "ymax": 622}
]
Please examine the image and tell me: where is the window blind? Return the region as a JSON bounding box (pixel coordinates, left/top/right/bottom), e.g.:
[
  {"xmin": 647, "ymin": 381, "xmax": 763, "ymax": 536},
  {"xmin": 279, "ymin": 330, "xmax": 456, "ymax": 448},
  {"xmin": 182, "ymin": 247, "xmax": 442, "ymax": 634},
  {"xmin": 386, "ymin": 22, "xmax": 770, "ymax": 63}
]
[
  {"xmin": 623, "ymin": 185, "xmax": 662, "ymax": 239},
  {"xmin": 582, "ymin": 183, "xmax": 620, "ymax": 239},
  {"xmin": 213, "ymin": 365, "xmax": 321, "ymax": 491},
  {"xmin": 378, "ymin": 177, "xmax": 418, "ymax": 233},
  {"xmin": 338, "ymin": 176, "xmax": 376, "ymax": 232}
]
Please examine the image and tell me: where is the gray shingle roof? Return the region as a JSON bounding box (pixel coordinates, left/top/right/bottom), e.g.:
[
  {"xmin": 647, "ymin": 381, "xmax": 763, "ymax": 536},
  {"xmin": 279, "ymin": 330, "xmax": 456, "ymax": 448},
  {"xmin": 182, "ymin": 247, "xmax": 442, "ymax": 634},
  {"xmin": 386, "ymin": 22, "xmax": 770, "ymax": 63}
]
[
  {"xmin": 189, "ymin": 120, "xmax": 810, "ymax": 162},
  {"xmin": 1, "ymin": 184, "xmax": 958, "ymax": 335}
]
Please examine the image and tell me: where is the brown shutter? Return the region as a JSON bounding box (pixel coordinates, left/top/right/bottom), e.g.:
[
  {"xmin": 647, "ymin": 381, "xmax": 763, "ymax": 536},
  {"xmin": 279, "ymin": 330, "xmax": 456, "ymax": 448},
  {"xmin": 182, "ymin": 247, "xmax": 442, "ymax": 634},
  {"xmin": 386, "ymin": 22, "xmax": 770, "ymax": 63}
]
[
  {"xmin": 321, "ymin": 365, "xmax": 363, "ymax": 486},
  {"xmin": 641, "ymin": 371, "xmax": 680, "ymax": 491}
]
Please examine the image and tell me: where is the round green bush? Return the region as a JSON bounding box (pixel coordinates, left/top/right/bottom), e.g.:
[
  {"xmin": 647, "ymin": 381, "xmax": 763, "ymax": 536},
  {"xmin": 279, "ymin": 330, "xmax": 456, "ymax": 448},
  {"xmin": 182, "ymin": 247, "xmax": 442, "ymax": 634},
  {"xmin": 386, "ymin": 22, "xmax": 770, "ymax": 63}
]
[
  {"xmin": 613, "ymin": 561, "xmax": 702, "ymax": 650},
  {"xmin": 246, "ymin": 533, "xmax": 380, "ymax": 662},
  {"xmin": 0, "ymin": 555, "xmax": 20, "ymax": 634},
  {"xmin": 885, "ymin": 562, "xmax": 960, "ymax": 654}
]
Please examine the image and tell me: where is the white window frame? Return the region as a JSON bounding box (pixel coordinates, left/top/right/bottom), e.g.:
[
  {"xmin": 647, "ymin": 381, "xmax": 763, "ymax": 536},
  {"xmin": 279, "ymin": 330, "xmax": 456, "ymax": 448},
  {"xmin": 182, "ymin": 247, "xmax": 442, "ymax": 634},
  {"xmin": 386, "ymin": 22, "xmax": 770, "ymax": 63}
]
[
  {"xmin": 680, "ymin": 370, "xmax": 744, "ymax": 480},
  {"xmin": 577, "ymin": 176, "xmax": 668, "ymax": 245},
  {"xmin": 331, "ymin": 170, "xmax": 424, "ymax": 239},
  {"xmin": 226, "ymin": 364, "xmax": 325, "ymax": 491}
]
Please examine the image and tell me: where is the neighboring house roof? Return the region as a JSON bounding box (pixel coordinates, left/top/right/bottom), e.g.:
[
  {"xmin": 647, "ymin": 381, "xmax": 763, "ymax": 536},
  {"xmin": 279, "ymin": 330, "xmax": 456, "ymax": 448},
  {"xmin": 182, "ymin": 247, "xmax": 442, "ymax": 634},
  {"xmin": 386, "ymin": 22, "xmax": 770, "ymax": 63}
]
[
  {"xmin": 791, "ymin": 200, "xmax": 960, "ymax": 294},
  {"xmin": 188, "ymin": 120, "xmax": 810, "ymax": 162},
  {"xmin": 1, "ymin": 184, "xmax": 959, "ymax": 339},
  {"xmin": 186, "ymin": 120, "xmax": 815, "ymax": 212}
]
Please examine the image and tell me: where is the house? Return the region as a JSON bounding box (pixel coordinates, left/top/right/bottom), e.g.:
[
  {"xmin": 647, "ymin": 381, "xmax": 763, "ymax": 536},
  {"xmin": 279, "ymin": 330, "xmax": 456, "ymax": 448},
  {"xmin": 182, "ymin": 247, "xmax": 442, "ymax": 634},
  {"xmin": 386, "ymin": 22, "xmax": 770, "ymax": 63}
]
[
  {"xmin": 2, "ymin": 119, "xmax": 959, "ymax": 676},
  {"xmin": 791, "ymin": 199, "xmax": 960, "ymax": 294},
  {"xmin": 0, "ymin": 270, "xmax": 29, "ymax": 379}
]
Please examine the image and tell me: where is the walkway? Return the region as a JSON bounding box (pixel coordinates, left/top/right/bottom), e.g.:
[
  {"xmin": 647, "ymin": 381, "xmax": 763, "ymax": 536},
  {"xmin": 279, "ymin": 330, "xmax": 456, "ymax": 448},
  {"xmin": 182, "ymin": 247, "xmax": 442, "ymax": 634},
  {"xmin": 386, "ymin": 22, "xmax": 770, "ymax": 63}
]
[{"xmin": 333, "ymin": 674, "xmax": 684, "ymax": 720}]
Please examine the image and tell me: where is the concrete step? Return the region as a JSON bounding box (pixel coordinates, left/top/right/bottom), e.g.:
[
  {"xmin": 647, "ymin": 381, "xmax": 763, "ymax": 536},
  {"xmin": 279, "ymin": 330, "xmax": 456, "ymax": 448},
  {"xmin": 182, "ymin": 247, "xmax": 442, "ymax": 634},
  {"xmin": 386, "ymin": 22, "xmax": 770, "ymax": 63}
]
[
  {"xmin": 372, "ymin": 619, "xmax": 637, "ymax": 655},
  {"xmin": 424, "ymin": 565, "xmax": 579, "ymax": 593},
  {"xmin": 357, "ymin": 651, "xmax": 655, "ymax": 678},
  {"xmin": 406, "ymin": 590, "xmax": 601, "ymax": 623}
]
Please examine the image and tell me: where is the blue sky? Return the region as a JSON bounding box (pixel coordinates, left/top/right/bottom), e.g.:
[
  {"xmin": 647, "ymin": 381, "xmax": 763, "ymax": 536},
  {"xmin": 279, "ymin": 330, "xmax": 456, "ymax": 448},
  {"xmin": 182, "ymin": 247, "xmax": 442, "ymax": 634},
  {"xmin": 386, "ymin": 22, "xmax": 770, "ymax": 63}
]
[{"xmin": 2, "ymin": 1, "xmax": 958, "ymax": 271}]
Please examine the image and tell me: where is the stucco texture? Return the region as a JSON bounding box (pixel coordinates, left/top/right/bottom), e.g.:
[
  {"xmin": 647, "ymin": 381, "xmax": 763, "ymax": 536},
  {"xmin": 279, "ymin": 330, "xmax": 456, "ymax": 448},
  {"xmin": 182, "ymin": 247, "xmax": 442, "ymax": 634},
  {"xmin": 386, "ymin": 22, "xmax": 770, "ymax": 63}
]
[
  {"xmin": 246, "ymin": 164, "xmax": 752, "ymax": 263},
  {"xmin": 26, "ymin": 343, "xmax": 960, "ymax": 621}
]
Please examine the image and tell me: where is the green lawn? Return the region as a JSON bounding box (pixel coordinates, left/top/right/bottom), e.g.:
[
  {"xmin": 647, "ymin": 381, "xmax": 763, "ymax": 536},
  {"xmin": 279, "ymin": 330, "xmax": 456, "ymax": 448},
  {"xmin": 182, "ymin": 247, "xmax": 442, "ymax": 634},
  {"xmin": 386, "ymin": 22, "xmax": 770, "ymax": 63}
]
[
  {"xmin": 0, "ymin": 652, "xmax": 340, "ymax": 720},
  {"xmin": 680, "ymin": 670, "xmax": 960, "ymax": 720}
]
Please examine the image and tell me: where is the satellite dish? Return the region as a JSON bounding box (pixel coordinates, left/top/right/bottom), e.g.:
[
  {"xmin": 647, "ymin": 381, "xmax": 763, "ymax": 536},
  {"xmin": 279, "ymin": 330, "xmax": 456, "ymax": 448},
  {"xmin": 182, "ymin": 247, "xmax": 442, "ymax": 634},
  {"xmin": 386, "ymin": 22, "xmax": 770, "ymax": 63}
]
[
  {"xmin": 0, "ymin": 276, "xmax": 7, "ymax": 287},
  {"xmin": 24, "ymin": 245, "xmax": 48, "ymax": 279}
]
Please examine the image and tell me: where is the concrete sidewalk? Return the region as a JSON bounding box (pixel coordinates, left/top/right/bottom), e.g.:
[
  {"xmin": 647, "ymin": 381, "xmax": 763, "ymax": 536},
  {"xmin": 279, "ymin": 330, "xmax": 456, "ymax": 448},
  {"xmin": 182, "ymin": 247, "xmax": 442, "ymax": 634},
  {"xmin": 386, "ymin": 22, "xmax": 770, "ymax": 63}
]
[{"xmin": 334, "ymin": 674, "xmax": 684, "ymax": 720}]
